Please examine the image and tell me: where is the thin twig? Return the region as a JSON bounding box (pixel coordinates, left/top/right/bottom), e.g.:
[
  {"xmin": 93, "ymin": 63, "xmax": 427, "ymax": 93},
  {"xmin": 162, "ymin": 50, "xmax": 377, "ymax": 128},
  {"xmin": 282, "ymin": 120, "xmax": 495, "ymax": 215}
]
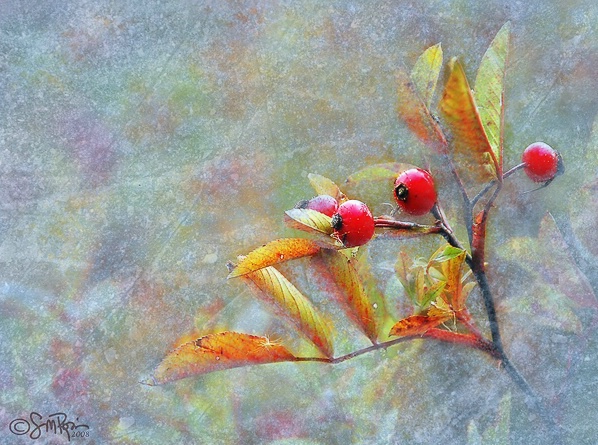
[
  {"xmin": 471, "ymin": 163, "xmax": 525, "ymax": 208},
  {"xmin": 294, "ymin": 330, "xmax": 496, "ymax": 365}
]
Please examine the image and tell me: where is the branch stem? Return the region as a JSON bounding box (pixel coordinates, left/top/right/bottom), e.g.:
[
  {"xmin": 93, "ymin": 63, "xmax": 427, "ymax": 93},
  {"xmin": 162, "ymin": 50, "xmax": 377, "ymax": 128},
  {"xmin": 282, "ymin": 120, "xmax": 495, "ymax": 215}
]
[{"xmin": 294, "ymin": 330, "xmax": 495, "ymax": 365}]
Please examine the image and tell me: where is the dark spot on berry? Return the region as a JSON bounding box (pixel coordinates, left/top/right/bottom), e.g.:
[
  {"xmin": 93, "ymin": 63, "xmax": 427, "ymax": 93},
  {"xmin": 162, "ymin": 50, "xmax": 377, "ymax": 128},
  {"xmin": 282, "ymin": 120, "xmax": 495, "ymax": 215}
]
[
  {"xmin": 556, "ymin": 152, "xmax": 565, "ymax": 176},
  {"xmin": 395, "ymin": 184, "xmax": 408, "ymax": 201},
  {"xmin": 331, "ymin": 213, "xmax": 343, "ymax": 230},
  {"xmin": 294, "ymin": 199, "xmax": 309, "ymax": 209}
]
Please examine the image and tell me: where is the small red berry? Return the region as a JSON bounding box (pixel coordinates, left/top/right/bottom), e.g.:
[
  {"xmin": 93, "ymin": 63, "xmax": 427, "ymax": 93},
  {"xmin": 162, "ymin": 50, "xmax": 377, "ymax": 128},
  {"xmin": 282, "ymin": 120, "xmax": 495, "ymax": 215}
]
[
  {"xmin": 522, "ymin": 142, "xmax": 563, "ymax": 183},
  {"xmin": 297, "ymin": 195, "xmax": 339, "ymax": 217},
  {"xmin": 331, "ymin": 200, "xmax": 375, "ymax": 248},
  {"xmin": 394, "ymin": 168, "xmax": 437, "ymax": 216}
]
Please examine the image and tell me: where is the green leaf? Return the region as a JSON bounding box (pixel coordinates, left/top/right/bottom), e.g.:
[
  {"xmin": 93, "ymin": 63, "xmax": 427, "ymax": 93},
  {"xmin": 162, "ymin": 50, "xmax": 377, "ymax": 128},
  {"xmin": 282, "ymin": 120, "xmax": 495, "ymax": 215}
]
[
  {"xmin": 243, "ymin": 266, "xmax": 334, "ymax": 357},
  {"xmin": 500, "ymin": 213, "xmax": 597, "ymax": 310},
  {"xmin": 228, "ymin": 238, "xmax": 321, "ymax": 279},
  {"xmin": 438, "ymin": 58, "xmax": 498, "ymax": 187},
  {"xmin": 411, "ymin": 43, "xmax": 443, "ymax": 108},
  {"xmin": 430, "ymin": 245, "xmax": 467, "ymax": 263},
  {"xmin": 344, "ymin": 162, "xmax": 413, "ymax": 209},
  {"xmin": 307, "ymin": 173, "xmax": 345, "ymax": 202},
  {"xmin": 468, "ymin": 392, "xmax": 514, "ymax": 442},
  {"xmin": 395, "ymin": 251, "xmax": 417, "ymax": 303},
  {"xmin": 482, "ymin": 392, "xmax": 512, "ymax": 444},
  {"xmin": 420, "ymin": 280, "xmax": 447, "ymax": 309},
  {"xmin": 474, "ymin": 22, "xmax": 511, "ymax": 175},
  {"xmin": 345, "ymin": 162, "xmax": 413, "ymax": 184}
]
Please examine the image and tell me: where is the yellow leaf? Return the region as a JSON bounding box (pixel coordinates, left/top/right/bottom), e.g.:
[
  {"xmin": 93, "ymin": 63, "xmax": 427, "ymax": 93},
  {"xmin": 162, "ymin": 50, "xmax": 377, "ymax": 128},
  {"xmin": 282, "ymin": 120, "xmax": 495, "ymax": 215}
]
[
  {"xmin": 307, "ymin": 173, "xmax": 346, "ymax": 202},
  {"xmin": 435, "ymin": 248, "xmax": 467, "ymax": 311},
  {"xmin": 318, "ymin": 250, "xmax": 378, "ymax": 342},
  {"xmin": 438, "ymin": 58, "xmax": 499, "ymax": 186},
  {"xmin": 145, "ymin": 332, "xmax": 296, "ymax": 385},
  {"xmin": 428, "ymin": 295, "xmax": 454, "ymax": 319},
  {"xmin": 228, "ymin": 238, "xmax": 321, "ymax": 279},
  {"xmin": 243, "ymin": 266, "xmax": 333, "ymax": 357},
  {"xmin": 283, "ymin": 208, "xmax": 341, "ymax": 248},
  {"xmin": 396, "ymin": 70, "xmax": 447, "ymax": 152},
  {"xmin": 388, "ymin": 314, "xmax": 451, "ymax": 338},
  {"xmin": 474, "ymin": 22, "xmax": 511, "ymax": 174},
  {"xmin": 411, "ymin": 43, "xmax": 443, "ymax": 108}
]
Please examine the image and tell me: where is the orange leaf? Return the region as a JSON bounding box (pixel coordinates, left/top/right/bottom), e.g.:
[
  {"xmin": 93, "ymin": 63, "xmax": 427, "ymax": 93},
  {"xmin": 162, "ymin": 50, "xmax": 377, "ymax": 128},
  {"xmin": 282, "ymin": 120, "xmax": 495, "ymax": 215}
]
[
  {"xmin": 388, "ymin": 314, "xmax": 451, "ymax": 338},
  {"xmin": 438, "ymin": 58, "xmax": 498, "ymax": 186},
  {"xmin": 228, "ymin": 238, "xmax": 321, "ymax": 279},
  {"xmin": 396, "ymin": 70, "xmax": 447, "ymax": 152},
  {"xmin": 145, "ymin": 332, "xmax": 296, "ymax": 385},
  {"xmin": 243, "ymin": 266, "xmax": 333, "ymax": 357},
  {"xmin": 318, "ymin": 250, "xmax": 378, "ymax": 342}
]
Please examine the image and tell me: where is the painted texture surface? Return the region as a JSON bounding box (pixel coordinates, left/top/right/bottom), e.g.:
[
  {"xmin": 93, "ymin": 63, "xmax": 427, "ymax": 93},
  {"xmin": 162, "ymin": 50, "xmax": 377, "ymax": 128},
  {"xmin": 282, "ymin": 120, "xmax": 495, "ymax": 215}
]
[{"xmin": 1, "ymin": 1, "xmax": 597, "ymax": 443}]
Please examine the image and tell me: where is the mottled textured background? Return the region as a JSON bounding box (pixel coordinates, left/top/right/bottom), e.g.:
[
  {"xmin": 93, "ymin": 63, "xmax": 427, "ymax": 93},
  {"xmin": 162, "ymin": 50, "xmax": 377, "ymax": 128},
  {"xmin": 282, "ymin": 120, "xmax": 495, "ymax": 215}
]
[{"xmin": 1, "ymin": 1, "xmax": 597, "ymax": 444}]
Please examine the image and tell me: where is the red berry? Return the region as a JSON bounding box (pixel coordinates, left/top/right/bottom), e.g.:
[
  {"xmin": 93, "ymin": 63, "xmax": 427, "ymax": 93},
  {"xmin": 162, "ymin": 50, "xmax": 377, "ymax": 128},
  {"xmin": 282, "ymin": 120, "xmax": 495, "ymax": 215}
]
[
  {"xmin": 522, "ymin": 142, "xmax": 563, "ymax": 183},
  {"xmin": 331, "ymin": 200, "xmax": 375, "ymax": 248},
  {"xmin": 394, "ymin": 168, "xmax": 437, "ymax": 216},
  {"xmin": 299, "ymin": 195, "xmax": 339, "ymax": 217}
]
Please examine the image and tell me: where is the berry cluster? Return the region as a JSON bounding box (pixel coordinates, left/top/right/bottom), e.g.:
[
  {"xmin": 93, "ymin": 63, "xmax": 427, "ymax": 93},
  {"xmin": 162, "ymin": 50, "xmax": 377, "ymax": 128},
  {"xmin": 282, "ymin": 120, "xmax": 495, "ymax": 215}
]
[{"xmin": 295, "ymin": 143, "xmax": 561, "ymax": 249}]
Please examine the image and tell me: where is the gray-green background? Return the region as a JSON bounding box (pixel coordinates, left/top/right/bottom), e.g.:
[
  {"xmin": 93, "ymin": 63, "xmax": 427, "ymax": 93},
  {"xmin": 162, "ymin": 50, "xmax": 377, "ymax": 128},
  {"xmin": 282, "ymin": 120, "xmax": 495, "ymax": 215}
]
[{"xmin": 1, "ymin": 1, "xmax": 597, "ymax": 444}]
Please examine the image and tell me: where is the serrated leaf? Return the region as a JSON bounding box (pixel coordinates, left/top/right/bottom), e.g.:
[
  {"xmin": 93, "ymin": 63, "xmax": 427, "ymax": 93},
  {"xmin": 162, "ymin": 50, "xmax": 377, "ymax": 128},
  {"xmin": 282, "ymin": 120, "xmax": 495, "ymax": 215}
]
[
  {"xmin": 243, "ymin": 266, "xmax": 333, "ymax": 357},
  {"xmin": 307, "ymin": 173, "xmax": 345, "ymax": 202},
  {"xmin": 343, "ymin": 162, "xmax": 413, "ymax": 211},
  {"xmin": 345, "ymin": 162, "xmax": 413, "ymax": 184},
  {"xmin": 467, "ymin": 421, "xmax": 483, "ymax": 445},
  {"xmin": 431, "ymin": 245, "xmax": 467, "ymax": 263},
  {"xmin": 284, "ymin": 208, "xmax": 333, "ymax": 234},
  {"xmin": 388, "ymin": 314, "xmax": 451, "ymax": 338},
  {"xmin": 395, "ymin": 251, "xmax": 417, "ymax": 302},
  {"xmin": 284, "ymin": 208, "xmax": 341, "ymax": 248},
  {"xmin": 145, "ymin": 332, "xmax": 296, "ymax": 384},
  {"xmin": 482, "ymin": 391, "xmax": 511, "ymax": 444},
  {"xmin": 439, "ymin": 58, "xmax": 499, "ymax": 186},
  {"xmin": 351, "ymin": 245, "xmax": 393, "ymax": 338},
  {"xmin": 499, "ymin": 213, "xmax": 597, "ymax": 310},
  {"xmin": 499, "ymin": 280, "xmax": 583, "ymax": 334},
  {"xmin": 459, "ymin": 281, "xmax": 477, "ymax": 312},
  {"xmin": 427, "ymin": 266, "xmax": 446, "ymax": 282},
  {"xmin": 428, "ymin": 295, "xmax": 454, "ymax": 319},
  {"xmin": 411, "ymin": 43, "xmax": 443, "ymax": 108},
  {"xmin": 420, "ymin": 280, "xmax": 447, "ymax": 308},
  {"xmin": 228, "ymin": 238, "xmax": 321, "ymax": 279},
  {"xmin": 537, "ymin": 214, "xmax": 598, "ymax": 308},
  {"xmin": 474, "ymin": 22, "xmax": 511, "ymax": 174},
  {"xmin": 318, "ymin": 250, "xmax": 378, "ymax": 342},
  {"xmin": 396, "ymin": 70, "xmax": 448, "ymax": 152},
  {"xmin": 435, "ymin": 246, "xmax": 467, "ymax": 311}
]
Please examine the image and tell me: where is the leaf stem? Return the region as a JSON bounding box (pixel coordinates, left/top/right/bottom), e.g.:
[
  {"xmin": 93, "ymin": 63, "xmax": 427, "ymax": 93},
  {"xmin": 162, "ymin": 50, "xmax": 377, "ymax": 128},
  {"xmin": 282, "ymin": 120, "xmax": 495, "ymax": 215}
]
[
  {"xmin": 503, "ymin": 162, "xmax": 525, "ymax": 179},
  {"xmin": 471, "ymin": 163, "xmax": 525, "ymax": 208},
  {"xmin": 294, "ymin": 330, "xmax": 496, "ymax": 365}
]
